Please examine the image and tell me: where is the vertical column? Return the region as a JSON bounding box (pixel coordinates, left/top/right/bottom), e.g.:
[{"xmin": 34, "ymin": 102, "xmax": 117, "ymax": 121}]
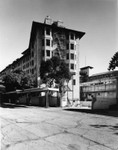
[
  {"xmin": 72, "ymin": 75, "xmax": 74, "ymax": 101},
  {"xmin": 75, "ymin": 38, "xmax": 80, "ymax": 101},
  {"xmin": 45, "ymin": 90, "xmax": 49, "ymax": 108}
]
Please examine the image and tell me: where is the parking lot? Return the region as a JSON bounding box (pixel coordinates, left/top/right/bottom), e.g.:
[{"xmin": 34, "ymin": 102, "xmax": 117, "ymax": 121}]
[{"xmin": 0, "ymin": 103, "xmax": 118, "ymax": 150}]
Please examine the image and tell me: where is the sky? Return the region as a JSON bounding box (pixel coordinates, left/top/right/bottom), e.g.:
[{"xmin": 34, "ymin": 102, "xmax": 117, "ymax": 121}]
[{"xmin": 0, "ymin": 0, "xmax": 117, "ymax": 75}]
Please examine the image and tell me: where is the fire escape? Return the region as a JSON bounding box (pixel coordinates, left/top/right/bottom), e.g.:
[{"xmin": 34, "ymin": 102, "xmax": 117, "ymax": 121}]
[{"xmin": 52, "ymin": 32, "xmax": 66, "ymax": 60}]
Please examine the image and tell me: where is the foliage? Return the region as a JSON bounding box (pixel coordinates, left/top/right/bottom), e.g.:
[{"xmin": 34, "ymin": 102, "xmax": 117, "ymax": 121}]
[
  {"xmin": 3, "ymin": 69, "xmax": 35, "ymax": 92},
  {"xmin": 40, "ymin": 56, "xmax": 71, "ymax": 93},
  {"xmin": 108, "ymin": 51, "xmax": 118, "ymax": 71},
  {"xmin": 80, "ymin": 71, "xmax": 88, "ymax": 83}
]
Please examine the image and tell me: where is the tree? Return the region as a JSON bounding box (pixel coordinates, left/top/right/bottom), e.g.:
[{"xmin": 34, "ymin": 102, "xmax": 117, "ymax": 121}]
[
  {"xmin": 108, "ymin": 51, "xmax": 118, "ymax": 71},
  {"xmin": 80, "ymin": 71, "xmax": 88, "ymax": 83},
  {"xmin": 40, "ymin": 56, "xmax": 71, "ymax": 94},
  {"xmin": 3, "ymin": 69, "xmax": 35, "ymax": 92}
]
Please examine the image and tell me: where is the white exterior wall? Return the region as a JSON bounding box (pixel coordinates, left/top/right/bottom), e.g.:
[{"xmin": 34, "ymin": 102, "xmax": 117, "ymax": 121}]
[
  {"xmin": 44, "ymin": 27, "xmax": 53, "ymax": 61},
  {"xmin": 61, "ymin": 35, "xmax": 80, "ymax": 106},
  {"xmin": 66, "ymin": 36, "xmax": 80, "ymax": 99},
  {"xmin": 74, "ymin": 38, "xmax": 80, "ymax": 100}
]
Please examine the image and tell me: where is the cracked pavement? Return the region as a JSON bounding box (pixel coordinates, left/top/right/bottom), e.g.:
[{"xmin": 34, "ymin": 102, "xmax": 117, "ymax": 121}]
[{"xmin": 0, "ymin": 105, "xmax": 118, "ymax": 150}]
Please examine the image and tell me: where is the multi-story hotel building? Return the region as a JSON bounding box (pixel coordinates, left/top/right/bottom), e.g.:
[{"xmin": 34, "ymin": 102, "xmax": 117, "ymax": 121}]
[{"xmin": 0, "ymin": 16, "xmax": 85, "ymax": 102}]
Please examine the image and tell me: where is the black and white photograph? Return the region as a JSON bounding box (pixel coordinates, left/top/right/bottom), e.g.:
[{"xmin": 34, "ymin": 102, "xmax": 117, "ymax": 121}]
[{"xmin": 0, "ymin": 0, "xmax": 118, "ymax": 149}]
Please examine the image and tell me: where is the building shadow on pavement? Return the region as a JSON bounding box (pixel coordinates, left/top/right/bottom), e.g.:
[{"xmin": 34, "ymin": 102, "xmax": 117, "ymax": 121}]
[
  {"xmin": 64, "ymin": 108, "xmax": 118, "ymax": 117},
  {"xmin": 90, "ymin": 124, "xmax": 118, "ymax": 136},
  {"xmin": 90, "ymin": 124, "xmax": 118, "ymax": 129},
  {"xmin": 0, "ymin": 103, "xmax": 28, "ymax": 108}
]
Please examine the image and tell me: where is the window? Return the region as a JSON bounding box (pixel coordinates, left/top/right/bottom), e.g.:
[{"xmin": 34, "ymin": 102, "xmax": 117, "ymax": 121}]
[
  {"xmin": 66, "ymin": 53, "xmax": 69, "ymax": 60},
  {"xmin": 71, "ymin": 63, "xmax": 74, "ymax": 70},
  {"xmin": 46, "ymin": 39, "xmax": 50, "ymax": 46},
  {"xmin": 26, "ymin": 70, "xmax": 29, "ymax": 74},
  {"xmin": 26, "ymin": 63, "xmax": 29, "ymax": 68},
  {"xmin": 70, "ymin": 33, "xmax": 74, "ymax": 40},
  {"xmin": 32, "ymin": 68, "xmax": 34, "ymax": 74},
  {"xmin": 46, "ymin": 50, "xmax": 50, "ymax": 57},
  {"xmin": 73, "ymin": 79, "xmax": 76, "ymax": 85},
  {"xmin": 71, "ymin": 53, "xmax": 74, "ymax": 60},
  {"xmin": 70, "ymin": 43, "xmax": 74, "ymax": 50},
  {"xmin": 32, "ymin": 60, "xmax": 34, "ymax": 66},
  {"xmin": 23, "ymin": 65, "xmax": 25, "ymax": 69},
  {"xmin": 46, "ymin": 28, "xmax": 50, "ymax": 35}
]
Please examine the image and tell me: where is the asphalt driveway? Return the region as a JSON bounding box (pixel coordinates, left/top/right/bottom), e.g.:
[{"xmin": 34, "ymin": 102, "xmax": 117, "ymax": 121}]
[{"xmin": 0, "ymin": 104, "xmax": 118, "ymax": 150}]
